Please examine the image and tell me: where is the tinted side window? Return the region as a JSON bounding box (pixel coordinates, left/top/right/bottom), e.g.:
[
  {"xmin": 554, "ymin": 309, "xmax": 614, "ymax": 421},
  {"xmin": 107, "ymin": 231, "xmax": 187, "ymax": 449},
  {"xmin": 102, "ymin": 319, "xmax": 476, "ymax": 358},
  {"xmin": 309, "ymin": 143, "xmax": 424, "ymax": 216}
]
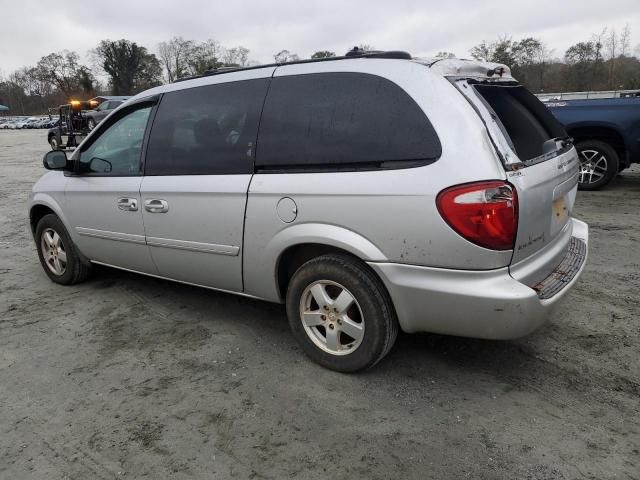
[
  {"xmin": 256, "ymin": 72, "xmax": 441, "ymax": 170},
  {"xmin": 79, "ymin": 106, "xmax": 152, "ymax": 175},
  {"xmin": 146, "ymin": 78, "xmax": 269, "ymax": 175}
]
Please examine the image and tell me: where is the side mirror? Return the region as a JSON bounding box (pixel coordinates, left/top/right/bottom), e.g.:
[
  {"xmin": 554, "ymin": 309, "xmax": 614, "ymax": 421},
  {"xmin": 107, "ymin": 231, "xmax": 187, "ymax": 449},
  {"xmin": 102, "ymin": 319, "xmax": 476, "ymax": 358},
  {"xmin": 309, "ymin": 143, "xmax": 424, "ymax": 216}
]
[{"xmin": 43, "ymin": 150, "xmax": 69, "ymax": 170}]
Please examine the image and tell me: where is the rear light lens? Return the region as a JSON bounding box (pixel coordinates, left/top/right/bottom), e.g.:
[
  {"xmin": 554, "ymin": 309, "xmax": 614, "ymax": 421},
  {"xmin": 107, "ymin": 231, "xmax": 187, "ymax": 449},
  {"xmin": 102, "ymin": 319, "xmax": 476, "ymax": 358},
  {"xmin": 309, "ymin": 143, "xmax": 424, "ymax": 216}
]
[{"xmin": 436, "ymin": 181, "xmax": 518, "ymax": 250}]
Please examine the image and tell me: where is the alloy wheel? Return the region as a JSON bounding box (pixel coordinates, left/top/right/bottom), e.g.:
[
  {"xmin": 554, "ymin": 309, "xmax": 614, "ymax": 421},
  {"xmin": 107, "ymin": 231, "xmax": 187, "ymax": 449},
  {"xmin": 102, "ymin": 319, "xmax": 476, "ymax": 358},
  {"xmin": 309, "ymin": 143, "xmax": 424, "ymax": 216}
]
[
  {"xmin": 299, "ymin": 280, "xmax": 365, "ymax": 355},
  {"xmin": 579, "ymin": 149, "xmax": 608, "ymax": 186},
  {"xmin": 40, "ymin": 228, "xmax": 67, "ymax": 276}
]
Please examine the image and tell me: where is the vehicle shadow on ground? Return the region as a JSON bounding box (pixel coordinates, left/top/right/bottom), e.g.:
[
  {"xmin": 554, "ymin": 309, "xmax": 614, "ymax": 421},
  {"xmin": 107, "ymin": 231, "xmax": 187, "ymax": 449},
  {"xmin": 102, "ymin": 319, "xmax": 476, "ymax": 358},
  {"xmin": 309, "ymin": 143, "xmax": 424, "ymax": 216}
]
[{"xmin": 90, "ymin": 264, "xmax": 543, "ymax": 383}]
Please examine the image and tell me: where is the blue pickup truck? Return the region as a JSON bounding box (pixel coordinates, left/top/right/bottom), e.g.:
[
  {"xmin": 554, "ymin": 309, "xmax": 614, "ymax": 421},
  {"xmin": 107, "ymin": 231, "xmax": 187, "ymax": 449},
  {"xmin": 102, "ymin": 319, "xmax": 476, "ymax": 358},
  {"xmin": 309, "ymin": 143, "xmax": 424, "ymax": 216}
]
[{"xmin": 546, "ymin": 97, "xmax": 640, "ymax": 189}]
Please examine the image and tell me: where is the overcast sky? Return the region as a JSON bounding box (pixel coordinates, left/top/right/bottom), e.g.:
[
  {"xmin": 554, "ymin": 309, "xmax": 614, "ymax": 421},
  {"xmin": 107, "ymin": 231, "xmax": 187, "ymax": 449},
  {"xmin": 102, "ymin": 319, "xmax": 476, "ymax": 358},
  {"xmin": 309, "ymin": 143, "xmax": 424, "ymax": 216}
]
[{"xmin": 1, "ymin": 0, "xmax": 639, "ymax": 74}]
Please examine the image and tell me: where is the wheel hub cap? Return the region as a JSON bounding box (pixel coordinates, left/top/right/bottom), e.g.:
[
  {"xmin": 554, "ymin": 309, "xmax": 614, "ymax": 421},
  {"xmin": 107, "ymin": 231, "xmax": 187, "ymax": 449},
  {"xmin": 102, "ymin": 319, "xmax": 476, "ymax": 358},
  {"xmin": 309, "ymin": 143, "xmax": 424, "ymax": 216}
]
[
  {"xmin": 41, "ymin": 228, "xmax": 67, "ymax": 276},
  {"xmin": 299, "ymin": 280, "xmax": 365, "ymax": 355}
]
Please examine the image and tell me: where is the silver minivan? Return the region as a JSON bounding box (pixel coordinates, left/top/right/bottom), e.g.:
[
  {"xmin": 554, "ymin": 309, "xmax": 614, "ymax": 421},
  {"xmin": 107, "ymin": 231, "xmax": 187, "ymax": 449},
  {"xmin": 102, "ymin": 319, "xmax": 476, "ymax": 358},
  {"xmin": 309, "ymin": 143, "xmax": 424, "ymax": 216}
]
[{"xmin": 30, "ymin": 51, "xmax": 588, "ymax": 372}]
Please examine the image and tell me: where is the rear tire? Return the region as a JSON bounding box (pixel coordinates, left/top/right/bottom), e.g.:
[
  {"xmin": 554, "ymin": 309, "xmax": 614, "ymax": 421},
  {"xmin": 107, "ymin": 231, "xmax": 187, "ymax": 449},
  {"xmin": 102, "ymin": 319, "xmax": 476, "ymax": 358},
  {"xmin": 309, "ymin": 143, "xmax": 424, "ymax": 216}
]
[
  {"xmin": 35, "ymin": 214, "xmax": 91, "ymax": 285},
  {"xmin": 576, "ymin": 140, "xmax": 619, "ymax": 190},
  {"xmin": 286, "ymin": 254, "xmax": 398, "ymax": 372}
]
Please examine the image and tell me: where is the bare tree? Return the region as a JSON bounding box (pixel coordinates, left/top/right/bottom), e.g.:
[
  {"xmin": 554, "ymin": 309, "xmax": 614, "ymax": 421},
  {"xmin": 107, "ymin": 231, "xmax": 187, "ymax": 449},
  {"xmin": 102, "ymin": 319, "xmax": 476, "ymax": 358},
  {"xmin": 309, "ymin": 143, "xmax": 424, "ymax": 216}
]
[
  {"xmin": 185, "ymin": 39, "xmax": 224, "ymax": 75},
  {"xmin": 592, "ymin": 29, "xmax": 607, "ymax": 90},
  {"xmin": 158, "ymin": 37, "xmax": 194, "ymax": 82},
  {"xmin": 620, "ymin": 24, "xmax": 631, "ymax": 58},
  {"xmin": 274, "ymin": 50, "xmax": 300, "ymax": 63},
  {"xmin": 224, "ymin": 46, "xmax": 250, "ymax": 67},
  {"xmin": 34, "ymin": 51, "xmax": 91, "ymax": 97},
  {"xmin": 533, "ymin": 44, "xmax": 553, "ymax": 92},
  {"xmin": 470, "ymin": 40, "xmax": 493, "ymax": 61},
  {"xmin": 606, "ymin": 28, "xmax": 618, "ymax": 88}
]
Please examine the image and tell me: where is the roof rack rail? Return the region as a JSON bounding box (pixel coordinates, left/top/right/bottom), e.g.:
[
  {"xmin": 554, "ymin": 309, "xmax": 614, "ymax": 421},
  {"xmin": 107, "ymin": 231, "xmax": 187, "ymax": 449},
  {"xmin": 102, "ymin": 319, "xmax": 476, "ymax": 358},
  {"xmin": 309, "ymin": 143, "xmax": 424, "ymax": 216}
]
[
  {"xmin": 345, "ymin": 47, "xmax": 412, "ymax": 59},
  {"xmin": 173, "ymin": 48, "xmax": 413, "ymax": 83}
]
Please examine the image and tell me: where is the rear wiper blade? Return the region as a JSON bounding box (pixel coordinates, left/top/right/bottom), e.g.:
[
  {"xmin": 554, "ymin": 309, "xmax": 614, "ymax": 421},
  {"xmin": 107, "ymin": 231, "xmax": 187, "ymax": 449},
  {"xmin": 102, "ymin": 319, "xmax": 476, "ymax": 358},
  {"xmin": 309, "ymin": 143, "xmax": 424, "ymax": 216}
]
[{"xmin": 543, "ymin": 136, "xmax": 573, "ymax": 155}]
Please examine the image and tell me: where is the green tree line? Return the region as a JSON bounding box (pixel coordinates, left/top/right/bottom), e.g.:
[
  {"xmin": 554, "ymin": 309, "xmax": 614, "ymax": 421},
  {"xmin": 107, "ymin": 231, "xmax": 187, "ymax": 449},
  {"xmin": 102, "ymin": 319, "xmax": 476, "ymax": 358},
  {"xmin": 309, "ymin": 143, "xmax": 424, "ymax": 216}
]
[{"xmin": 1, "ymin": 27, "xmax": 639, "ymax": 115}]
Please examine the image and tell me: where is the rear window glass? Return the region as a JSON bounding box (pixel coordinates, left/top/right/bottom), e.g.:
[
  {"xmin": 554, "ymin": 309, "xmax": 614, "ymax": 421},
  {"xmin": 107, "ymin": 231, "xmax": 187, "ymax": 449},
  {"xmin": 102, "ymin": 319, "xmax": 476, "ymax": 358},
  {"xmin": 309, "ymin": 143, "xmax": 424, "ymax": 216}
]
[
  {"xmin": 474, "ymin": 84, "xmax": 567, "ymax": 161},
  {"xmin": 256, "ymin": 72, "xmax": 441, "ymax": 170}
]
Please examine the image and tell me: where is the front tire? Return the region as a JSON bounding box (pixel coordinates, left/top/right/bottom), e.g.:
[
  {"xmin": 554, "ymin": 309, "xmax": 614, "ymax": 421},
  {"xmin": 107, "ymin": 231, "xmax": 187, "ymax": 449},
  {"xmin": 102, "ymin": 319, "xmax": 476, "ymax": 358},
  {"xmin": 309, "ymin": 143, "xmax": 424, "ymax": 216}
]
[
  {"xmin": 35, "ymin": 214, "xmax": 91, "ymax": 285},
  {"xmin": 576, "ymin": 140, "xmax": 619, "ymax": 190},
  {"xmin": 87, "ymin": 118, "xmax": 96, "ymax": 131},
  {"xmin": 49, "ymin": 135, "xmax": 60, "ymax": 150},
  {"xmin": 286, "ymin": 254, "xmax": 398, "ymax": 372}
]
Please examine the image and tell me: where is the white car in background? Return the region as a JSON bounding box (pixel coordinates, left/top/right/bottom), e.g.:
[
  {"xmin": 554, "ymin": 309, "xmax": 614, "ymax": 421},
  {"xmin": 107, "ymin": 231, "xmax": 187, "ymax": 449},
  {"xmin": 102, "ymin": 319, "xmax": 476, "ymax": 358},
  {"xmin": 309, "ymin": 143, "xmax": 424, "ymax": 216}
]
[
  {"xmin": 13, "ymin": 118, "xmax": 33, "ymax": 129},
  {"xmin": 25, "ymin": 118, "xmax": 43, "ymax": 129}
]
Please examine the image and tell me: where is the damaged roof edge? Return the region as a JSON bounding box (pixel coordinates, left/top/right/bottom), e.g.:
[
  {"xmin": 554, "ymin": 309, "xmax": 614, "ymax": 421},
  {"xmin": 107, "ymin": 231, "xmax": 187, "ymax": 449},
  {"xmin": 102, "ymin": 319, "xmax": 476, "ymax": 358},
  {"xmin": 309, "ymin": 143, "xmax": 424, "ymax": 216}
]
[{"xmin": 414, "ymin": 58, "xmax": 514, "ymax": 81}]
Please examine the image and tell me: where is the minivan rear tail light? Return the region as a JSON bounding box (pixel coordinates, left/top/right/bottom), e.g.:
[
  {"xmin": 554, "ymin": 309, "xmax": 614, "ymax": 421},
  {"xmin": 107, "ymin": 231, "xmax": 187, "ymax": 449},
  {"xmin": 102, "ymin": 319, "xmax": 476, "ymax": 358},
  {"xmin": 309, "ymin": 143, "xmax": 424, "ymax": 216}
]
[{"xmin": 436, "ymin": 181, "xmax": 518, "ymax": 250}]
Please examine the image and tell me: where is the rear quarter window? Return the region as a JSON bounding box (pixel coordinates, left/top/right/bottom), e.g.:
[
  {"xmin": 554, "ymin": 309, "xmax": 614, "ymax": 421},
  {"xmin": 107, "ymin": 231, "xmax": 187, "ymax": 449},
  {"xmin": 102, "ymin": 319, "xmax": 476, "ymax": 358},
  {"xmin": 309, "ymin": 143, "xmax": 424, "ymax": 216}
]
[{"xmin": 256, "ymin": 72, "xmax": 441, "ymax": 171}]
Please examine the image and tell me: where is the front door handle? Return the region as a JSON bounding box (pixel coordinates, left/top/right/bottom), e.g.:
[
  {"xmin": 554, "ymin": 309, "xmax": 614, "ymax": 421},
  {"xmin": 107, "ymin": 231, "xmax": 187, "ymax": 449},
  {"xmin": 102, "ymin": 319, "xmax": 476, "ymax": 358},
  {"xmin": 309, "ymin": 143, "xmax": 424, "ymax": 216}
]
[
  {"xmin": 117, "ymin": 197, "xmax": 138, "ymax": 211},
  {"xmin": 144, "ymin": 199, "xmax": 169, "ymax": 213}
]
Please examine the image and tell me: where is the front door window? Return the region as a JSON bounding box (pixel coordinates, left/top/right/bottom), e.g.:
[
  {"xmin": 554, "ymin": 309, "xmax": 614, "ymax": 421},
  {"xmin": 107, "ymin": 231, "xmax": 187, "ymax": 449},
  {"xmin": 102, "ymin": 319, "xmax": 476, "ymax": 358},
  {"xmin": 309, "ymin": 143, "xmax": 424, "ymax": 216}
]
[{"xmin": 79, "ymin": 106, "xmax": 151, "ymax": 175}]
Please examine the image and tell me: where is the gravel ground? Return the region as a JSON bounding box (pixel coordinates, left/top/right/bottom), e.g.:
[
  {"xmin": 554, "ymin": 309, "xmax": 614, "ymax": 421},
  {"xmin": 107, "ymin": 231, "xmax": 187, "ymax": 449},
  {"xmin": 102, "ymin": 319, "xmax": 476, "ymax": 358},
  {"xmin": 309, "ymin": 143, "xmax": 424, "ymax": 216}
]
[{"xmin": 1, "ymin": 129, "xmax": 639, "ymax": 480}]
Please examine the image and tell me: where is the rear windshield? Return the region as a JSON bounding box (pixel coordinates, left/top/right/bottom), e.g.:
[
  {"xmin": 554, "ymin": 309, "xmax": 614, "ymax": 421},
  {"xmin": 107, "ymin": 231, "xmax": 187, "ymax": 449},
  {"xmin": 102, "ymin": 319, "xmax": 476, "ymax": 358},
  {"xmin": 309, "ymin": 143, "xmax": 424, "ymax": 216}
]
[{"xmin": 474, "ymin": 84, "xmax": 567, "ymax": 161}]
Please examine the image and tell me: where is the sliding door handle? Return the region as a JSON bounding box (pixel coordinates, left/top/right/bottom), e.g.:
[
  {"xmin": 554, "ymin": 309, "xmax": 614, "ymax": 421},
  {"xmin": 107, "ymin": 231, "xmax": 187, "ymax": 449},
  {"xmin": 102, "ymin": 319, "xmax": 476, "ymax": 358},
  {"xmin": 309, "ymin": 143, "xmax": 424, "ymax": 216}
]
[
  {"xmin": 117, "ymin": 197, "xmax": 138, "ymax": 211},
  {"xmin": 144, "ymin": 199, "xmax": 169, "ymax": 213}
]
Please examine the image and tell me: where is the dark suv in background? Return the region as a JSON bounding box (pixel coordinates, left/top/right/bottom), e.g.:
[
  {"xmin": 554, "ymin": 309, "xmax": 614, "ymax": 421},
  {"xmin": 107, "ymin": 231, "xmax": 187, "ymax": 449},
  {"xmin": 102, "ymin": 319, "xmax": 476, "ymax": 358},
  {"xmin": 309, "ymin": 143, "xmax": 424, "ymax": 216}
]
[{"xmin": 84, "ymin": 96, "xmax": 130, "ymax": 130}]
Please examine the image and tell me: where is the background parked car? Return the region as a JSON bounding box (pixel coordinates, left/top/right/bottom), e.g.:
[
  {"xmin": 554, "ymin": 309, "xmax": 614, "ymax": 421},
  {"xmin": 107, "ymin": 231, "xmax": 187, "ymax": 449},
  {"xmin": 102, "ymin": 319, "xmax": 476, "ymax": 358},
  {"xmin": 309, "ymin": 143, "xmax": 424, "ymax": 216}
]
[
  {"xmin": 24, "ymin": 118, "xmax": 42, "ymax": 129},
  {"xmin": 13, "ymin": 118, "xmax": 33, "ymax": 129},
  {"xmin": 546, "ymin": 97, "xmax": 640, "ymax": 190},
  {"xmin": 42, "ymin": 117, "xmax": 59, "ymax": 128},
  {"xmin": 85, "ymin": 96, "xmax": 129, "ymax": 130}
]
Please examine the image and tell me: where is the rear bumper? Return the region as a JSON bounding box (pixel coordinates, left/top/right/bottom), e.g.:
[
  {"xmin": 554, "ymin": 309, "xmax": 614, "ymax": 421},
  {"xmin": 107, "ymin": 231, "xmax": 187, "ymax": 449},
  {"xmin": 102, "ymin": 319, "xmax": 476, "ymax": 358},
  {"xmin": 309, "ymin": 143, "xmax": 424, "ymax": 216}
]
[{"xmin": 368, "ymin": 218, "xmax": 588, "ymax": 340}]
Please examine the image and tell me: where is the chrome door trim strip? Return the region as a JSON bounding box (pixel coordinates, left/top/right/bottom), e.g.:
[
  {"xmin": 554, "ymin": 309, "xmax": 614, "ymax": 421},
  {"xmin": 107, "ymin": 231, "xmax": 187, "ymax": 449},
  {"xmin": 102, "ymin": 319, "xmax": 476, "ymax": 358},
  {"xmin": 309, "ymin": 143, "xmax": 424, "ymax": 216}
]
[
  {"xmin": 76, "ymin": 227, "xmax": 146, "ymax": 245},
  {"xmin": 146, "ymin": 236, "xmax": 240, "ymax": 256},
  {"xmin": 76, "ymin": 228, "xmax": 240, "ymax": 256}
]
